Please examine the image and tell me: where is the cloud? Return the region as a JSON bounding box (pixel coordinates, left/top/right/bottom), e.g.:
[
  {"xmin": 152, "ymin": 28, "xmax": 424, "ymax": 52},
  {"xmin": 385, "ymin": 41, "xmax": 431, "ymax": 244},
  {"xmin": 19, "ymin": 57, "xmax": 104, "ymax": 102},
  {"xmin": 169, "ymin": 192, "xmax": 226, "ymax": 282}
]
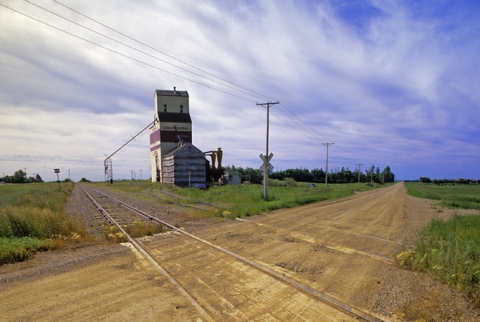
[{"xmin": 1, "ymin": 0, "xmax": 479, "ymax": 181}]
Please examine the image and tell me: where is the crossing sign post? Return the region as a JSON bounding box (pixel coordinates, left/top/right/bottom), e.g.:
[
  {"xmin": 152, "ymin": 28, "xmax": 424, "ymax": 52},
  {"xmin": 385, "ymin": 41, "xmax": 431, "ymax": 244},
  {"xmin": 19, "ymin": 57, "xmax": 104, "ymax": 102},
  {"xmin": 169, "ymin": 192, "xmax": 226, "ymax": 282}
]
[
  {"xmin": 259, "ymin": 153, "xmax": 274, "ymax": 174},
  {"xmin": 257, "ymin": 100, "xmax": 279, "ymax": 200},
  {"xmin": 54, "ymin": 169, "xmax": 60, "ymax": 189},
  {"xmin": 259, "ymin": 153, "xmax": 273, "ymax": 200}
]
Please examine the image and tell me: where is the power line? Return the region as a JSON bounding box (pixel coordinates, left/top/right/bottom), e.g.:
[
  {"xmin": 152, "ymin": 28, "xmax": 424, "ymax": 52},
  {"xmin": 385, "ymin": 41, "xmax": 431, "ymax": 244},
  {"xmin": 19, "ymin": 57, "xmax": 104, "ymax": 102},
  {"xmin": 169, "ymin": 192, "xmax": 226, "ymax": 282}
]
[
  {"xmin": 272, "ymin": 105, "xmax": 359, "ymax": 165},
  {"xmin": 1, "ymin": 2, "xmax": 258, "ymax": 103},
  {"xmin": 2, "ymin": 2, "xmax": 361, "ymax": 167},
  {"xmin": 269, "ymin": 112, "xmax": 321, "ymax": 143},
  {"xmin": 277, "ymin": 104, "xmax": 333, "ymax": 143},
  {"xmin": 18, "ymin": 1, "xmax": 343, "ymax": 152},
  {"xmin": 276, "ymin": 103, "xmax": 358, "ymax": 164},
  {"xmin": 44, "ymin": 0, "xmax": 270, "ymax": 102},
  {"xmin": 51, "ymin": 0, "xmax": 271, "ymax": 102}
]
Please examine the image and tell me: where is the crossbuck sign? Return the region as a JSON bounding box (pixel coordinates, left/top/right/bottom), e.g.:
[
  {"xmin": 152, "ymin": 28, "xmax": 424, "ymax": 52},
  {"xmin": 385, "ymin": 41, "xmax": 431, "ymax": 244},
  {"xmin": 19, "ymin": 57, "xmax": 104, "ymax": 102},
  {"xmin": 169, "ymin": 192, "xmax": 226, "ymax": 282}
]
[{"xmin": 259, "ymin": 153, "xmax": 274, "ymax": 174}]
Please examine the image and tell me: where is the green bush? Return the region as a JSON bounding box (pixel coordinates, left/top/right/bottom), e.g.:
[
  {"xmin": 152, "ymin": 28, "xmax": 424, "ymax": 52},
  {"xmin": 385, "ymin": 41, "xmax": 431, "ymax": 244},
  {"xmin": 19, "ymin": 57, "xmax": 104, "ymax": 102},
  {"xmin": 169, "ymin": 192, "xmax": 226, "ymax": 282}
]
[
  {"xmin": 398, "ymin": 215, "xmax": 480, "ymax": 304},
  {"xmin": 285, "ymin": 178, "xmax": 298, "ymax": 187},
  {"xmin": 0, "ymin": 237, "xmax": 54, "ymax": 264}
]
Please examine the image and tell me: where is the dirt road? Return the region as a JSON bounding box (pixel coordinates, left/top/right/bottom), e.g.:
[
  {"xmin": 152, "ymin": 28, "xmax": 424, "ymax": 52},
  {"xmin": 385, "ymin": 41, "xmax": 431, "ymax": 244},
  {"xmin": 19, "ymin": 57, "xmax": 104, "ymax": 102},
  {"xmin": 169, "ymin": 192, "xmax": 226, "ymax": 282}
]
[{"xmin": 0, "ymin": 183, "xmax": 478, "ymax": 321}]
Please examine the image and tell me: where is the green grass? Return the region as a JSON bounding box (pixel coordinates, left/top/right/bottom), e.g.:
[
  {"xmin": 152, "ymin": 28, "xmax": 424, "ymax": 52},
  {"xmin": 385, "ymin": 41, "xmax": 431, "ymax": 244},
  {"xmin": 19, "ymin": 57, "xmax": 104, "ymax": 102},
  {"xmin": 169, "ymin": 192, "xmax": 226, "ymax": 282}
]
[
  {"xmin": 96, "ymin": 181, "xmax": 389, "ymax": 219},
  {"xmin": 0, "ymin": 237, "xmax": 55, "ymax": 265},
  {"xmin": 397, "ymin": 215, "xmax": 480, "ymax": 304},
  {"xmin": 0, "ymin": 182, "xmax": 87, "ymax": 264},
  {"xmin": 405, "ymin": 182, "xmax": 480, "ymax": 209},
  {"xmin": 401, "ymin": 182, "xmax": 480, "ymax": 305}
]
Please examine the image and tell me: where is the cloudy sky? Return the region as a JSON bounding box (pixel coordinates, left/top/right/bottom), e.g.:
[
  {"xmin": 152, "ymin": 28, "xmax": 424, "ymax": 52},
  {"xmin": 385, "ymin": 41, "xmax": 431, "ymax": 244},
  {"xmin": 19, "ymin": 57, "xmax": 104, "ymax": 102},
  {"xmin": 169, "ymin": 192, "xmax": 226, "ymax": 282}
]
[{"xmin": 1, "ymin": 0, "xmax": 479, "ymax": 182}]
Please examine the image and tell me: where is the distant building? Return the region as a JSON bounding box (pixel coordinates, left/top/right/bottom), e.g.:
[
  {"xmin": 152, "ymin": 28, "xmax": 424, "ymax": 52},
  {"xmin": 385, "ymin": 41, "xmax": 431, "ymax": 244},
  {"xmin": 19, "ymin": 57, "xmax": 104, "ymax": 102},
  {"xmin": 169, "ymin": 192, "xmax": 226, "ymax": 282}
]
[{"xmin": 226, "ymin": 170, "xmax": 242, "ymax": 185}]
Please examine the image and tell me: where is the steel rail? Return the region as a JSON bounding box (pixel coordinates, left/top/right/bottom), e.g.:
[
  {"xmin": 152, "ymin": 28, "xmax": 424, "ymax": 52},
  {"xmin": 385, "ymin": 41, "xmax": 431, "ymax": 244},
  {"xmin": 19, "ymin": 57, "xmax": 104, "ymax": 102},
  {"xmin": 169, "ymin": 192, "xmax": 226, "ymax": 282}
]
[
  {"xmin": 147, "ymin": 188, "xmax": 215, "ymax": 212},
  {"xmin": 79, "ymin": 185, "xmax": 214, "ymax": 321},
  {"xmin": 241, "ymin": 212, "xmax": 415, "ymax": 249},
  {"xmin": 235, "ymin": 217, "xmax": 401, "ymax": 264},
  {"xmin": 82, "ymin": 185, "xmax": 383, "ymax": 322}
]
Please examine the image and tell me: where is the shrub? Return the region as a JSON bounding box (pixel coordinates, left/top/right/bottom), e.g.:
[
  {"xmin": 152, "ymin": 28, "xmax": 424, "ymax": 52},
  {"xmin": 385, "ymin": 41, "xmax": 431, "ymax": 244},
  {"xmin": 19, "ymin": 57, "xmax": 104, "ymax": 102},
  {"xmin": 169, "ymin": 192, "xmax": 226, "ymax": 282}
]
[
  {"xmin": 397, "ymin": 215, "xmax": 480, "ymax": 305},
  {"xmin": 0, "ymin": 237, "xmax": 54, "ymax": 264},
  {"xmin": 285, "ymin": 178, "xmax": 297, "ymax": 187},
  {"xmin": 267, "ymin": 179, "xmax": 286, "ymax": 187}
]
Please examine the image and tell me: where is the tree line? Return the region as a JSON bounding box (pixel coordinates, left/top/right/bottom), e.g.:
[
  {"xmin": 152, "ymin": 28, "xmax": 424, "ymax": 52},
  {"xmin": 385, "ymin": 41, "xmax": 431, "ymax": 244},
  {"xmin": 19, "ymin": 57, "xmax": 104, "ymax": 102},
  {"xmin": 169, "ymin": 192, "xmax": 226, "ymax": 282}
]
[
  {"xmin": 225, "ymin": 165, "xmax": 395, "ymax": 185},
  {"xmin": 419, "ymin": 177, "xmax": 479, "ymax": 185},
  {"xmin": 1, "ymin": 169, "xmax": 43, "ymax": 183}
]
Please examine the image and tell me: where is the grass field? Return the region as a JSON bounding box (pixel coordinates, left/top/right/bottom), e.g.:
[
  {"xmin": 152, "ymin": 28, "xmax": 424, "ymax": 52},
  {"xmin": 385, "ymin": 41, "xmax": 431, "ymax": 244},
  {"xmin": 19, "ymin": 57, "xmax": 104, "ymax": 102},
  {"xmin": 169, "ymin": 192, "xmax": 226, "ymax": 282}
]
[
  {"xmin": 402, "ymin": 182, "xmax": 480, "ymax": 305},
  {"xmin": 92, "ymin": 180, "xmax": 389, "ymax": 219},
  {"xmin": 0, "ymin": 182, "xmax": 86, "ymax": 264},
  {"xmin": 405, "ymin": 182, "xmax": 480, "ymax": 209}
]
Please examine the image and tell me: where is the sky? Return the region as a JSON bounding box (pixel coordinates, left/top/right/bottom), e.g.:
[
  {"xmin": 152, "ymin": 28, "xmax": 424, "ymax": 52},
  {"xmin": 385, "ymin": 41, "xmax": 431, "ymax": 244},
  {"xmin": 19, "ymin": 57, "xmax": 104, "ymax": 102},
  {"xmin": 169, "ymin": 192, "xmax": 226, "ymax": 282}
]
[{"xmin": 1, "ymin": 0, "xmax": 479, "ymax": 182}]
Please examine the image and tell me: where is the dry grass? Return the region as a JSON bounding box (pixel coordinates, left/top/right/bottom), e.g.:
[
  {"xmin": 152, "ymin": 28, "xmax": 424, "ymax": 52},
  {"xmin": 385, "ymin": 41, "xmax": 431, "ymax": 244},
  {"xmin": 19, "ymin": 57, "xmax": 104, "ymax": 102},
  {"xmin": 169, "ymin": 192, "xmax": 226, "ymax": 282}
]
[
  {"xmin": 0, "ymin": 183, "xmax": 88, "ymax": 264},
  {"xmin": 105, "ymin": 221, "xmax": 165, "ymax": 243},
  {"xmin": 396, "ymin": 287, "xmax": 441, "ymax": 321}
]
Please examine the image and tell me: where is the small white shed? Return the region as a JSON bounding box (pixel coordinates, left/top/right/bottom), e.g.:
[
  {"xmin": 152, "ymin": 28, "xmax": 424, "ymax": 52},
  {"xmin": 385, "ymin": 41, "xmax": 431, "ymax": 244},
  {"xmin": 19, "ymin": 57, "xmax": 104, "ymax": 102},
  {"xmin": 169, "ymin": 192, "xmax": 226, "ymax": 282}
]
[{"xmin": 226, "ymin": 170, "xmax": 242, "ymax": 185}]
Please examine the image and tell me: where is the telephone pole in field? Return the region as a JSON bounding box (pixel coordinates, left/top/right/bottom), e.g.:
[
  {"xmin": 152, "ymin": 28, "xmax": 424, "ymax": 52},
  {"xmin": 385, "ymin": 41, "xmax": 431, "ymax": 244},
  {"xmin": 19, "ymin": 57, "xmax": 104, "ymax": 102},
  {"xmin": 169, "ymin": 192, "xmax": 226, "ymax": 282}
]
[
  {"xmin": 322, "ymin": 142, "xmax": 334, "ymax": 188},
  {"xmin": 257, "ymin": 101, "xmax": 279, "ymax": 200}
]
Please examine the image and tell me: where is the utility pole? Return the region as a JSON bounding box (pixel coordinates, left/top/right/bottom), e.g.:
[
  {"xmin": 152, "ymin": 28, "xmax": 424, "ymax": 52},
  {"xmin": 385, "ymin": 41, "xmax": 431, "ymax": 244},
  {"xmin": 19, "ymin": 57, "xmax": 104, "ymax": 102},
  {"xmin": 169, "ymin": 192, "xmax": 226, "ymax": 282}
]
[
  {"xmin": 139, "ymin": 170, "xmax": 143, "ymax": 180},
  {"xmin": 356, "ymin": 164, "xmax": 363, "ymax": 183},
  {"xmin": 322, "ymin": 143, "xmax": 334, "ymax": 188},
  {"xmin": 257, "ymin": 101, "xmax": 279, "ymax": 200}
]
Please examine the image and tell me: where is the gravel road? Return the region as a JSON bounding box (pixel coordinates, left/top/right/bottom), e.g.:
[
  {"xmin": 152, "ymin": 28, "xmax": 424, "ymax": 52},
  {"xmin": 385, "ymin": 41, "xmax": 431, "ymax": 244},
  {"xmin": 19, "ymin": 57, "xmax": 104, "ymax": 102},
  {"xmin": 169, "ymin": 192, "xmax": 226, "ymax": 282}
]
[{"xmin": 0, "ymin": 183, "xmax": 479, "ymax": 321}]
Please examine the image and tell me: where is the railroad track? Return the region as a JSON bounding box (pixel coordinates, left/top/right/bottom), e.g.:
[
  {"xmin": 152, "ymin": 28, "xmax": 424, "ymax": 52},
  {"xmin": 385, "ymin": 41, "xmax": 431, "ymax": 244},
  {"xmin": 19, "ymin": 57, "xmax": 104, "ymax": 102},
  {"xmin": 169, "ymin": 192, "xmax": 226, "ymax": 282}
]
[
  {"xmin": 235, "ymin": 217, "xmax": 408, "ymax": 265},
  {"xmin": 80, "ymin": 184, "xmax": 383, "ymax": 321},
  {"xmin": 148, "ymin": 187, "xmax": 217, "ymax": 213}
]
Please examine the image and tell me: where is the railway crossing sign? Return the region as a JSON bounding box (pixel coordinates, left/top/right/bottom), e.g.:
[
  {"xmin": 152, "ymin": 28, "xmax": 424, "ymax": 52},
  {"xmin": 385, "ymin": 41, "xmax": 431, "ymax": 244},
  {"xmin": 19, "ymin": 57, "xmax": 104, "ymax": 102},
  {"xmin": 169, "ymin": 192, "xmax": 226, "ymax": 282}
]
[
  {"xmin": 259, "ymin": 153, "xmax": 274, "ymax": 174},
  {"xmin": 54, "ymin": 169, "xmax": 61, "ymax": 188}
]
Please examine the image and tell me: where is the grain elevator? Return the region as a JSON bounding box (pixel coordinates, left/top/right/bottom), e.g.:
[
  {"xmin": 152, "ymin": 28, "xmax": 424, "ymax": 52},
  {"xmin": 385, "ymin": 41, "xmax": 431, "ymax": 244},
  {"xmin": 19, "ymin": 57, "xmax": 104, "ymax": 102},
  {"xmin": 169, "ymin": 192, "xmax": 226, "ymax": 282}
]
[{"xmin": 150, "ymin": 88, "xmax": 206, "ymax": 188}]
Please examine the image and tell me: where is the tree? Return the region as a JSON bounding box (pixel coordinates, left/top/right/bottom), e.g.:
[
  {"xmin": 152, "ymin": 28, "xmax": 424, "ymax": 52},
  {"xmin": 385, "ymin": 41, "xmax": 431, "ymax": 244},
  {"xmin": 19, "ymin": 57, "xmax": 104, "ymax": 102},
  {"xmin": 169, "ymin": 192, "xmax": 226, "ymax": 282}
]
[
  {"xmin": 13, "ymin": 170, "xmax": 26, "ymax": 183},
  {"xmin": 224, "ymin": 165, "xmax": 396, "ymax": 185},
  {"xmin": 365, "ymin": 165, "xmax": 375, "ymax": 183},
  {"xmin": 383, "ymin": 166, "xmax": 395, "ymax": 183},
  {"xmin": 374, "ymin": 167, "xmax": 380, "ymax": 183},
  {"xmin": 420, "ymin": 177, "xmax": 431, "ymax": 184},
  {"xmin": 309, "ymin": 169, "xmax": 323, "ymax": 183},
  {"xmin": 243, "ymin": 167, "xmax": 262, "ymax": 184}
]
